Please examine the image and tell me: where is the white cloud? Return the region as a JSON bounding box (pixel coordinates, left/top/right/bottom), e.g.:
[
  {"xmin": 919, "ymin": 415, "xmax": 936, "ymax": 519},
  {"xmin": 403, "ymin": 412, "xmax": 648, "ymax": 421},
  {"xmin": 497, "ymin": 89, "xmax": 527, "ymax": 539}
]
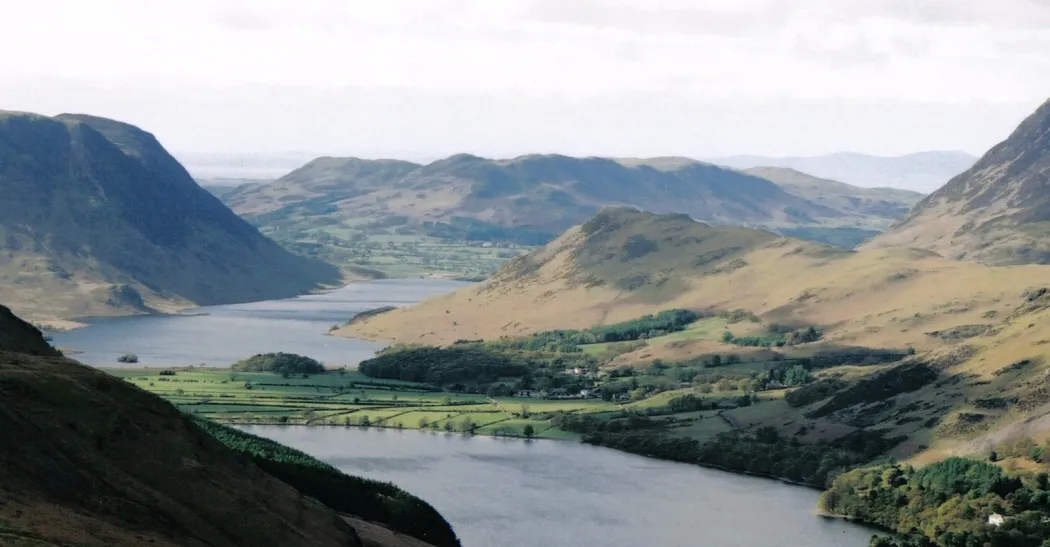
[{"xmin": 0, "ymin": 0, "xmax": 1046, "ymax": 158}]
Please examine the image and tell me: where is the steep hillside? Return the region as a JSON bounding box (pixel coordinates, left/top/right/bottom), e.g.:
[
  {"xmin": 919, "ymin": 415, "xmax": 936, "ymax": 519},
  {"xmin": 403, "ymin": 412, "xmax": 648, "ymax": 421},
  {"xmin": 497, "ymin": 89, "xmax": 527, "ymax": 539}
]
[
  {"xmin": 866, "ymin": 99, "xmax": 1050, "ymax": 265},
  {"xmin": 0, "ymin": 305, "xmax": 60, "ymax": 356},
  {"xmin": 0, "ymin": 304, "xmax": 451, "ymax": 547},
  {"xmin": 0, "ymin": 111, "xmax": 341, "ymax": 324},
  {"xmin": 342, "ymin": 207, "xmax": 1046, "ymax": 347},
  {"xmin": 712, "ymin": 151, "xmax": 976, "ymax": 192},
  {"xmin": 344, "ymin": 208, "xmax": 1050, "ymax": 463}
]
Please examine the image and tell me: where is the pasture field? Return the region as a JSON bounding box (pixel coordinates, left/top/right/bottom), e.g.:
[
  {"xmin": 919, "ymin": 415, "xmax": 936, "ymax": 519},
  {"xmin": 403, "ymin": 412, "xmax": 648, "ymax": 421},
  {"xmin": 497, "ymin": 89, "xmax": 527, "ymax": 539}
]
[{"xmin": 108, "ymin": 367, "xmax": 624, "ymax": 439}]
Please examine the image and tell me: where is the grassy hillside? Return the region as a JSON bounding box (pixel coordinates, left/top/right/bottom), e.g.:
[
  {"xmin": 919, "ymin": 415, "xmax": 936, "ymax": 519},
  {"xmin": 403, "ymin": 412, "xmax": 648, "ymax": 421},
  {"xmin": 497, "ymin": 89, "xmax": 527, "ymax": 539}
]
[
  {"xmin": 342, "ymin": 208, "xmax": 1050, "ymax": 469},
  {"xmin": 0, "ymin": 304, "xmax": 454, "ymax": 547},
  {"xmin": 0, "ymin": 111, "xmax": 341, "ymax": 324},
  {"xmin": 867, "ymin": 98, "xmax": 1050, "ymax": 265},
  {"xmin": 214, "ymin": 153, "xmax": 917, "ymax": 277}
]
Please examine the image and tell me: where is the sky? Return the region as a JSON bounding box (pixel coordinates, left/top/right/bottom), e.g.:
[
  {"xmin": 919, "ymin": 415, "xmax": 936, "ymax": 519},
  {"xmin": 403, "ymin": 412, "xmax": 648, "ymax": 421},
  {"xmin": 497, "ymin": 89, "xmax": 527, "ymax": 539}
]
[{"xmin": 1, "ymin": 0, "xmax": 1048, "ymax": 160}]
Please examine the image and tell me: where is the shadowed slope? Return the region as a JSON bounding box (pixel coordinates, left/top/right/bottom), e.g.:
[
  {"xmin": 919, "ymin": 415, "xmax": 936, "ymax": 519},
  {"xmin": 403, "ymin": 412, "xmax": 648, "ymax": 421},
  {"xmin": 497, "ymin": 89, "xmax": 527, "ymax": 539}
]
[
  {"xmin": 0, "ymin": 305, "xmax": 452, "ymax": 547},
  {"xmin": 0, "ymin": 111, "xmax": 341, "ymax": 323}
]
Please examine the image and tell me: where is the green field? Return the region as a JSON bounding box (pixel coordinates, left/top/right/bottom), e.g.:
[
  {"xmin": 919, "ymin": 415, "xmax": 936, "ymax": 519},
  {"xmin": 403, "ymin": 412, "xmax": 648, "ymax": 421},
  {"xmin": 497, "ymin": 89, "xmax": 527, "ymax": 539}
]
[
  {"xmin": 109, "ymin": 367, "xmax": 623, "ymax": 439},
  {"xmin": 255, "ymin": 219, "xmax": 533, "ymax": 279}
]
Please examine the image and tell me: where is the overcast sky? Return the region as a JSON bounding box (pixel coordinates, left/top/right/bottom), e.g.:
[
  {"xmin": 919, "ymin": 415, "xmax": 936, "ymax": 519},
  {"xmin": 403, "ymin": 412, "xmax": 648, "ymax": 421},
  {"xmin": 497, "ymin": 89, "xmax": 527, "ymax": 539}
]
[{"xmin": 1, "ymin": 0, "xmax": 1048, "ymax": 159}]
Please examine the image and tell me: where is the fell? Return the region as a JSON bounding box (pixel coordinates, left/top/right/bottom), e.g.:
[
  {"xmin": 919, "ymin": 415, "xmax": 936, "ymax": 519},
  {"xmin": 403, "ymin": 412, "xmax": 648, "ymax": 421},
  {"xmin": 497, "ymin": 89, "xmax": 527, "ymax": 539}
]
[
  {"xmin": 866, "ymin": 98, "xmax": 1050, "ymax": 265},
  {"xmin": 0, "ymin": 111, "xmax": 341, "ymax": 324}
]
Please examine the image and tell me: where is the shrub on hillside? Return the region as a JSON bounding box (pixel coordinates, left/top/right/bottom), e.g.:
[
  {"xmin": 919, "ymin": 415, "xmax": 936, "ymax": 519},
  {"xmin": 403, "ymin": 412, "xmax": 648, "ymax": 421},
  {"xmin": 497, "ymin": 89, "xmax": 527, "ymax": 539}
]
[{"xmin": 231, "ymin": 352, "xmax": 324, "ymax": 375}]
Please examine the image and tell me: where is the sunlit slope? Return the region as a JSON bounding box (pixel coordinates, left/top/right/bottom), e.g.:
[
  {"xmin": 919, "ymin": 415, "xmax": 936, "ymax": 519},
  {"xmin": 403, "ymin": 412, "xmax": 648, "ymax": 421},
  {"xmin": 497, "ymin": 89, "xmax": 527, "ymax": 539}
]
[
  {"xmin": 866, "ymin": 98, "xmax": 1050, "ymax": 264},
  {"xmin": 343, "ymin": 208, "xmax": 1050, "ymax": 353},
  {"xmin": 341, "ymin": 208, "xmax": 1050, "ymax": 462}
]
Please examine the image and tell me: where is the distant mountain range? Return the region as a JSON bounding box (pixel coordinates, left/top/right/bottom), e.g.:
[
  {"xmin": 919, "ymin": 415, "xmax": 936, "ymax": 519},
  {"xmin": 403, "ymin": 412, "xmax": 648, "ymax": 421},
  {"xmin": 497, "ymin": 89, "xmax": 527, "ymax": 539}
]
[
  {"xmin": 175, "ymin": 151, "xmax": 320, "ymax": 179},
  {"xmin": 866, "ymin": 99, "xmax": 1050, "ymax": 265},
  {"xmin": 0, "ymin": 111, "xmax": 340, "ymax": 323},
  {"xmin": 711, "ymin": 151, "xmax": 977, "ymax": 193},
  {"xmin": 217, "ymin": 154, "xmax": 923, "ymax": 257}
]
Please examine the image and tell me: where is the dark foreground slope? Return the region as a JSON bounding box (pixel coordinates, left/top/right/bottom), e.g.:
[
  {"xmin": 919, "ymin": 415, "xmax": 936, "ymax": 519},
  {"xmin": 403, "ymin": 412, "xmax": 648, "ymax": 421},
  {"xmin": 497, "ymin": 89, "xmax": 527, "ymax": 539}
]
[
  {"xmin": 0, "ymin": 305, "xmax": 455, "ymax": 547},
  {"xmin": 0, "ymin": 111, "xmax": 340, "ymax": 323}
]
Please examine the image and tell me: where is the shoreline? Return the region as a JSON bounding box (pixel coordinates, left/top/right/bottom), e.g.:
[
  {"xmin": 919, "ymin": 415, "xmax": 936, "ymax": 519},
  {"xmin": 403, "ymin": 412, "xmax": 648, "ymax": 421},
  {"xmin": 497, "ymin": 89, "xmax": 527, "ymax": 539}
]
[
  {"xmin": 43, "ymin": 276, "xmax": 471, "ymax": 335},
  {"xmin": 225, "ymin": 421, "xmax": 831, "ymax": 491}
]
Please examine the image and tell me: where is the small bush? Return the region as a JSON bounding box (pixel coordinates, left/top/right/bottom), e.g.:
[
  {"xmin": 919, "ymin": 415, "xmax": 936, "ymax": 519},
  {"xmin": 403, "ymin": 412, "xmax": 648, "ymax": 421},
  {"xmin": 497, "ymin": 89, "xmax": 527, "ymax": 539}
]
[{"xmin": 232, "ymin": 352, "xmax": 324, "ymax": 375}]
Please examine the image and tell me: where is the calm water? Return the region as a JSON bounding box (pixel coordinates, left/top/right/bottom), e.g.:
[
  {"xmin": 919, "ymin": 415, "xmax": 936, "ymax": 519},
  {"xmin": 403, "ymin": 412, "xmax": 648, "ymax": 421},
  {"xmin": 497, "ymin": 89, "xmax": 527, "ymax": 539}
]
[
  {"xmin": 244, "ymin": 426, "xmax": 874, "ymax": 547},
  {"xmin": 52, "ymin": 279, "xmax": 469, "ymax": 367},
  {"xmin": 56, "ymin": 278, "xmax": 873, "ymax": 546}
]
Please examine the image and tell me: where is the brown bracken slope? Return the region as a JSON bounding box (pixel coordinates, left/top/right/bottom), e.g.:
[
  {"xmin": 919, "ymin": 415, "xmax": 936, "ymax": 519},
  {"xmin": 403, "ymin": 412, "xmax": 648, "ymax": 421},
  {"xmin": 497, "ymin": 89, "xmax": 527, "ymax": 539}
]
[{"xmin": 865, "ymin": 98, "xmax": 1050, "ymax": 264}]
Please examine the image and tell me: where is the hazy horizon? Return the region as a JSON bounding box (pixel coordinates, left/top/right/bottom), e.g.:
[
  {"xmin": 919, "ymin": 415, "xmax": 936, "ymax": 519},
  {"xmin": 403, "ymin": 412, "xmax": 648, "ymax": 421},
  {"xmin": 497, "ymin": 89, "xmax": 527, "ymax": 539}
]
[{"xmin": 2, "ymin": 1, "xmax": 1048, "ymax": 160}]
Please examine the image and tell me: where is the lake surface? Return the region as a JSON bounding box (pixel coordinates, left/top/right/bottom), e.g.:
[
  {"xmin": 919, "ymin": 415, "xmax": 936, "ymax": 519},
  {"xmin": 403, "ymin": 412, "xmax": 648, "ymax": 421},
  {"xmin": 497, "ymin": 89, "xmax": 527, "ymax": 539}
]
[
  {"xmin": 57, "ymin": 278, "xmax": 873, "ymax": 546},
  {"xmin": 52, "ymin": 279, "xmax": 469, "ymax": 367},
  {"xmin": 244, "ymin": 426, "xmax": 875, "ymax": 547}
]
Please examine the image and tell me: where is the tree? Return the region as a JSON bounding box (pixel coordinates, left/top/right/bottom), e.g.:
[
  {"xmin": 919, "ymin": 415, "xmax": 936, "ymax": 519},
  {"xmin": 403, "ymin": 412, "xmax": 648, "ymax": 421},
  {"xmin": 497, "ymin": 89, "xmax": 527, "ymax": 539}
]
[
  {"xmin": 523, "ymin": 424, "xmax": 535, "ymax": 438},
  {"xmin": 418, "ymin": 417, "xmax": 430, "ymax": 429},
  {"xmin": 117, "ymin": 353, "xmax": 139, "ymax": 363},
  {"xmin": 727, "ymin": 354, "xmax": 741, "ymax": 365},
  {"xmin": 444, "ymin": 421, "xmax": 454, "ymax": 432},
  {"xmin": 784, "ymin": 365, "xmax": 810, "ymax": 386},
  {"xmin": 231, "ymin": 352, "xmax": 324, "ymax": 375},
  {"xmin": 709, "ymin": 355, "xmax": 723, "ymax": 367},
  {"xmin": 458, "ymin": 416, "xmax": 475, "ymax": 434},
  {"xmin": 721, "ymin": 331, "xmax": 734, "ymax": 343}
]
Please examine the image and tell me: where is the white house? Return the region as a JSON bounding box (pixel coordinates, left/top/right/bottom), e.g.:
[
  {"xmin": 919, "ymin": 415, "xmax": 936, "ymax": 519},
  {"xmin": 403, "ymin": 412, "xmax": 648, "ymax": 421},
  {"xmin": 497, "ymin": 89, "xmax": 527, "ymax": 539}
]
[{"xmin": 988, "ymin": 513, "xmax": 1005, "ymax": 527}]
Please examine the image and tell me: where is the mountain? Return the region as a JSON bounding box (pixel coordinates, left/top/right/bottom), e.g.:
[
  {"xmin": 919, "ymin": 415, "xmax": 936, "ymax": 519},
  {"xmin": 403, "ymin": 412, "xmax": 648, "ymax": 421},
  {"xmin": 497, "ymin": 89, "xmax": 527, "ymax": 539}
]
[
  {"xmin": 342, "ymin": 207, "xmax": 1044, "ymax": 347},
  {"xmin": 711, "ymin": 151, "xmax": 977, "ymax": 192},
  {"xmin": 745, "ymin": 167, "xmax": 925, "ymax": 248},
  {"xmin": 0, "ymin": 111, "xmax": 341, "ymax": 324},
  {"xmin": 744, "ymin": 167, "xmax": 924, "ymax": 226},
  {"xmin": 865, "ymin": 99, "xmax": 1050, "ymax": 265},
  {"xmin": 0, "ymin": 304, "xmax": 452, "ymax": 547},
  {"xmin": 217, "ymin": 154, "xmax": 919, "ymax": 277},
  {"xmin": 343, "ymin": 208, "xmax": 1050, "ymax": 463},
  {"xmin": 223, "ymin": 154, "xmax": 839, "ymax": 237}
]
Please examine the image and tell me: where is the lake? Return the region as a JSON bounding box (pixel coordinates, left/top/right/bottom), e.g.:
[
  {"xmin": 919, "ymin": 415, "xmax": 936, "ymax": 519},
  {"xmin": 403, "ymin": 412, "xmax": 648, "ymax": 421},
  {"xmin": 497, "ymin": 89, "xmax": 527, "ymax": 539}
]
[
  {"xmin": 58, "ymin": 278, "xmax": 874, "ymax": 546},
  {"xmin": 52, "ymin": 279, "xmax": 469, "ymax": 367},
  {"xmin": 244, "ymin": 426, "xmax": 875, "ymax": 547}
]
